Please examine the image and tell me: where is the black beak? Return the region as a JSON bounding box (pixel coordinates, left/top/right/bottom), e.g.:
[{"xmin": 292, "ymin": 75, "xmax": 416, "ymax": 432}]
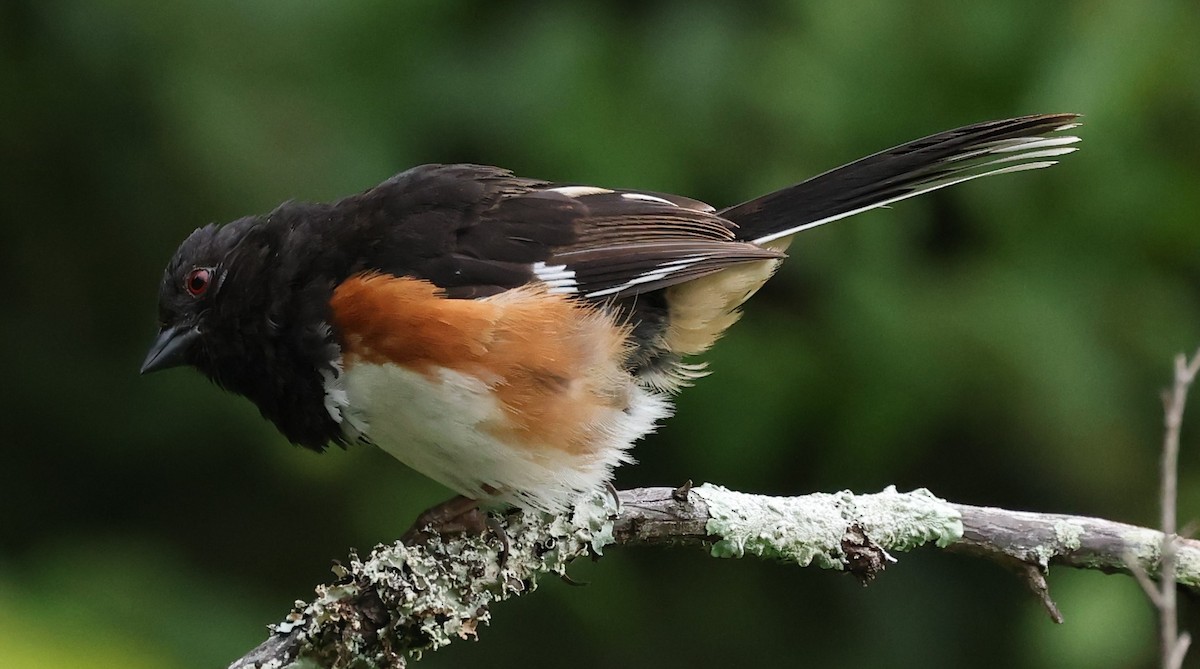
[{"xmin": 140, "ymin": 324, "xmax": 201, "ymax": 375}]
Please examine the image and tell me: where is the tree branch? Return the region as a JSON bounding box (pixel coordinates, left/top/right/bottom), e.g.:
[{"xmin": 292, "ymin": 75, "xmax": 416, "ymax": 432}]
[
  {"xmin": 229, "ymin": 485, "xmax": 1200, "ymax": 669},
  {"xmin": 1152, "ymin": 347, "xmax": 1200, "ymax": 668}
]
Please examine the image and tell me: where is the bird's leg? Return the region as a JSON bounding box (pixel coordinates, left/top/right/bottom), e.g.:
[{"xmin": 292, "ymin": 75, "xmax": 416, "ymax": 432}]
[
  {"xmin": 402, "ymin": 495, "xmax": 510, "ymax": 564},
  {"xmin": 402, "ymin": 494, "xmax": 486, "ymax": 541}
]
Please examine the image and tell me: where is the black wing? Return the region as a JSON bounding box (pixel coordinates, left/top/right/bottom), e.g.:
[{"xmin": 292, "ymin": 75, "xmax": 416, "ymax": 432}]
[{"xmin": 336, "ymin": 163, "xmax": 781, "ymax": 300}]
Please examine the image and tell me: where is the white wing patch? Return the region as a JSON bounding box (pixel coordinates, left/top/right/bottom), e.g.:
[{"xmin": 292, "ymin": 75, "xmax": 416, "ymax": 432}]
[
  {"xmin": 620, "ymin": 192, "xmax": 676, "ymax": 206},
  {"xmin": 532, "ymin": 261, "xmax": 578, "ymax": 294},
  {"xmin": 548, "ymin": 185, "xmax": 613, "ymax": 198},
  {"xmin": 584, "ymin": 254, "xmax": 713, "ymax": 298}
]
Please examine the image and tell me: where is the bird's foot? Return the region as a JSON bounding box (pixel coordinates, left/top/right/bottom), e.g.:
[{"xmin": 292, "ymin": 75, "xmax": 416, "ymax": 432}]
[{"xmin": 402, "ymin": 495, "xmax": 510, "ymax": 565}]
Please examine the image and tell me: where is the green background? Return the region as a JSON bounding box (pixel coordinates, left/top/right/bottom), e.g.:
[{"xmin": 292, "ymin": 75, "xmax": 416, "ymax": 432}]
[{"xmin": 4, "ymin": 1, "xmax": 1199, "ymax": 667}]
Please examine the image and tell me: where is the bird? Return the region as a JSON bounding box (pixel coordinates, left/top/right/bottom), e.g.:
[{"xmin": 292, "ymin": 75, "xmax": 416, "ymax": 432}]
[{"xmin": 142, "ymin": 113, "xmax": 1080, "ymax": 530}]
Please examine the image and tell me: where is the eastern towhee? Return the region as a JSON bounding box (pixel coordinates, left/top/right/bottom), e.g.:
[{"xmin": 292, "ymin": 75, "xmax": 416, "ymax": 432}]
[{"xmin": 142, "ymin": 114, "xmax": 1080, "ymax": 522}]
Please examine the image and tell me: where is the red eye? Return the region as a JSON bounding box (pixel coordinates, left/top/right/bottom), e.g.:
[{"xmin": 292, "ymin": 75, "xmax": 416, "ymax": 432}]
[{"xmin": 185, "ymin": 267, "xmax": 212, "ymax": 297}]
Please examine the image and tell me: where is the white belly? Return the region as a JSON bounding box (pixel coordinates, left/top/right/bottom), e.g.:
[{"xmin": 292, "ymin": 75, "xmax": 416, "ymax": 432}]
[{"xmin": 333, "ymin": 360, "xmax": 669, "ymax": 512}]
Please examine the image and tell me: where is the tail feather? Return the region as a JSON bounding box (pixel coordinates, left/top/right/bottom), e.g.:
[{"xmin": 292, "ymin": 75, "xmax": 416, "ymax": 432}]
[{"xmin": 721, "ymin": 113, "xmax": 1081, "ymax": 245}]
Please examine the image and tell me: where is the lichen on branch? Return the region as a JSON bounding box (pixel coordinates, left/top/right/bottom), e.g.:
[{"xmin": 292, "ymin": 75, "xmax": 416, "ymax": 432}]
[{"xmin": 229, "ymin": 485, "xmax": 1200, "ymax": 669}]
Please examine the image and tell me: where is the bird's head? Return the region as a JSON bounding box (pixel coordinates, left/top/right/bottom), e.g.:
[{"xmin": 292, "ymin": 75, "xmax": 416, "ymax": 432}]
[
  {"xmin": 140, "ymin": 207, "xmax": 348, "ymax": 448},
  {"xmin": 140, "ymin": 216, "xmax": 270, "ymax": 379}
]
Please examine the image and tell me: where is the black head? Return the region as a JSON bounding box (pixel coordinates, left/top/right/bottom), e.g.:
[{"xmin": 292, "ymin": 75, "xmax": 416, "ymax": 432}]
[
  {"xmin": 140, "ymin": 205, "xmax": 348, "ymax": 449},
  {"xmin": 141, "ymin": 216, "xmax": 267, "ymax": 376}
]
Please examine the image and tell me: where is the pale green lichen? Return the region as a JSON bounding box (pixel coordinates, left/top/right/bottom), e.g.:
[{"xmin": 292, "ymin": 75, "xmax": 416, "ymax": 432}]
[
  {"xmin": 1128, "ymin": 528, "xmax": 1163, "ymax": 566},
  {"xmin": 1121, "ymin": 527, "xmax": 1200, "ymax": 589},
  {"xmin": 278, "ymin": 491, "xmax": 617, "ymax": 667},
  {"xmin": 853, "ymin": 486, "xmax": 963, "ymax": 550},
  {"xmin": 1173, "ymin": 544, "xmax": 1200, "ymax": 588},
  {"xmin": 696, "ymin": 484, "xmax": 962, "ymax": 569},
  {"xmin": 1052, "ymin": 519, "xmax": 1084, "ymax": 552},
  {"xmin": 696, "ymin": 485, "xmax": 852, "ymax": 567}
]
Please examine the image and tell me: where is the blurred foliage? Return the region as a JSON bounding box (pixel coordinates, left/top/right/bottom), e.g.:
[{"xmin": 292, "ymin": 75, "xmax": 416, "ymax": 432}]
[{"xmin": 3, "ymin": 0, "xmax": 1200, "ymax": 667}]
